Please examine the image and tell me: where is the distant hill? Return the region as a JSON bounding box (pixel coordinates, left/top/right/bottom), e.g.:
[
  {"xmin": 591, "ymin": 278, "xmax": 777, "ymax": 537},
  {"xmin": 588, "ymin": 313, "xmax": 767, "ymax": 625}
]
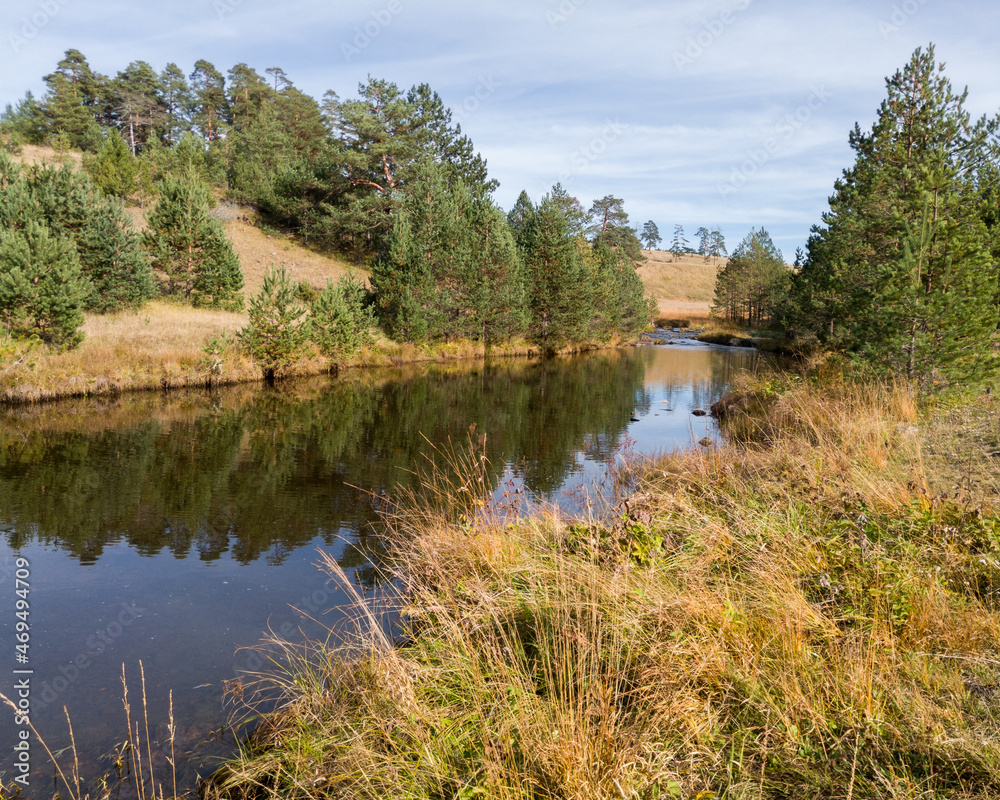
[{"xmin": 638, "ymin": 250, "xmax": 722, "ymax": 320}]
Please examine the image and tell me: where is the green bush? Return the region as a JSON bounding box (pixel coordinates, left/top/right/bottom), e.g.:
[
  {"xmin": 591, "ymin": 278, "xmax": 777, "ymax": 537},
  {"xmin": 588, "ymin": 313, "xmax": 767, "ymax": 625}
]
[
  {"xmin": 309, "ymin": 273, "xmax": 376, "ymax": 366},
  {"xmin": 0, "ymin": 222, "xmax": 90, "ymax": 349},
  {"xmin": 238, "ymin": 265, "xmax": 308, "ymax": 382},
  {"xmin": 143, "ymin": 174, "xmax": 244, "ymax": 309}
]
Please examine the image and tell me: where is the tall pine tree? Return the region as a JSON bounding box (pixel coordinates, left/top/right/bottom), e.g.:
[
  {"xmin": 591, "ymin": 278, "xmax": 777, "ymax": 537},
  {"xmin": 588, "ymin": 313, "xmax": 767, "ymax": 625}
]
[{"xmin": 786, "ymin": 45, "xmax": 999, "ymax": 386}]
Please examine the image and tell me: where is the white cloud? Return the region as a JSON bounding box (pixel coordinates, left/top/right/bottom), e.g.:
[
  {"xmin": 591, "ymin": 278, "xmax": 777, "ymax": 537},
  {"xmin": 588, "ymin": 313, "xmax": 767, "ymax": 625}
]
[{"xmin": 1, "ymin": 0, "xmax": 998, "ymax": 254}]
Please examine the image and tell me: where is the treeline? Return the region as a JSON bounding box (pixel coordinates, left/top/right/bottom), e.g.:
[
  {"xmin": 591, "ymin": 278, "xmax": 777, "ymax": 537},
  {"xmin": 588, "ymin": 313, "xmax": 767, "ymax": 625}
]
[
  {"xmin": 0, "ymin": 49, "xmax": 653, "ymax": 359},
  {"xmin": 712, "ymin": 46, "xmax": 1000, "ymax": 389}
]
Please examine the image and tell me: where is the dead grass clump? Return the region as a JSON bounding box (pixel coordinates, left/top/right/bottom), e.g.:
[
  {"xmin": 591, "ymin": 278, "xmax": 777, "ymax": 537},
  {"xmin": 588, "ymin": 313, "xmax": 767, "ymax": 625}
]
[{"xmin": 208, "ymin": 378, "xmax": 1000, "ymax": 799}]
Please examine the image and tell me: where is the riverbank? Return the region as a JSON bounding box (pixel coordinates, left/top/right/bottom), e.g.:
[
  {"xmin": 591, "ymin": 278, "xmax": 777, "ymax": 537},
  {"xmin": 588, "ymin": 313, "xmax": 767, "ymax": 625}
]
[
  {"xmin": 206, "ymin": 373, "xmax": 1000, "ymax": 799},
  {"xmin": 0, "ymin": 299, "xmax": 619, "ymax": 404}
]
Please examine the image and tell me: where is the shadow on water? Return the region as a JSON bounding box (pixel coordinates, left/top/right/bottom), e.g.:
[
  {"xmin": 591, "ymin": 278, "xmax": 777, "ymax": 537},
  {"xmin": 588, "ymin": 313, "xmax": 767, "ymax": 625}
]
[{"xmin": 0, "ymin": 345, "xmax": 770, "ymax": 794}]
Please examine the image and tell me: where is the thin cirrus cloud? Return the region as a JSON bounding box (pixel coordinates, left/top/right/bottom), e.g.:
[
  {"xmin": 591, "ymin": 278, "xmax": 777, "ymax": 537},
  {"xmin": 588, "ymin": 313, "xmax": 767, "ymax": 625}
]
[{"xmin": 1, "ymin": 0, "xmax": 998, "ymax": 257}]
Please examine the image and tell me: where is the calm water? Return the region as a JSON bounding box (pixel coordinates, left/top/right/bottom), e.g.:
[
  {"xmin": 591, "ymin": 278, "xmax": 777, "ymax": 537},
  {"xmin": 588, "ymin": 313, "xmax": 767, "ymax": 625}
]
[{"xmin": 0, "ymin": 343, "xmax": 767, "ymax": 793}]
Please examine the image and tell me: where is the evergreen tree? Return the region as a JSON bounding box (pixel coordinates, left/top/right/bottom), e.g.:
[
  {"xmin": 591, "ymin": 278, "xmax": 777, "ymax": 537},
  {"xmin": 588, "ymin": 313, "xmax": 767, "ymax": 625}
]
[
  {"xmin": 189, "ymin": 60, "xmax": 228, "ymax": 143},
  {"xmin": 226, "ymin": 63, "xmax": 271, "ymax": 132},
  {"xmin": 671, "ymin": 224, "xmax": 688, "ymax": 258},
  {"xmin": 373, "ymin": 165, "xmax": 527, "ymax": 345},
  {"xmin": 160, "ymin": 63, "xmax": 191, "ymax": 145},
  {"xmin": 548, "ymin": 182, "xmax": 588, "ymax": 237},
  {"xmin": 523, "ymin": 194, "xmax": 592, "ymax": 351},
  {"xmin": 111, "ymin": 61, "xmax": 166, "ymax": 154},
  {"xmin": 713, "ymin": 228, "xmax": 788, "ymax": 326},
  {"xmin": 507, "ymin": 190, "xmax": 537, "ymax": 252},
  {"xmin": 696, "ymin": 226, "xmax": 711, "ymax": 257},
  {"xmin": 85, "ymin": 130, "xmax": 138, "ymax": 198},
  {"xmin": 785, "ymin": 45, "xmax": 999, "ymax": 386},
  {"xmin": 588, "ymin": 195, "xmax": 629, "ymax": 236},
  {"xmin": 40, "ymin": 49, "xmax": 106, "ymax": 150},
  {"xmin": 591, "ymin": 237, "xmax": 649, "ymax": 340},
  {"xmin": 0, "ymin": 156, "xmax": 154, "ymax": 312},
  {"xmin": 466, "ymin": 198, "xmax": 528, "ymax": 344},
  {"xmin": 143, "ymin": 174, "xmax": 244, "ymax": 309},
  {"xmin": 309, "ymin": 274, "xmax": 376, "ymax": 365},
  {"xmin": 588, "ymin": 196, "xmax": 645, "ymax": 265},
  {"xmin": 1, "ymin": 92, "xmax": 47, "ymax": 145},
  {"xmin": 238, "ymin": 265, "xmax": 308, "ymax": 381},
  {"xmin": 323, "ymin": 77, "xmax": 493, "ymax": 259},
  {"xmin": 708, "ymin": 227, "xmax": 727, "ymax": 264},
  {"xmin": 0, "ymin": 222, "xmax": 90, "ymax": 349},
  {"xmin": 640, "ymin": 220, "xmax": 662, "ymax": 250}
]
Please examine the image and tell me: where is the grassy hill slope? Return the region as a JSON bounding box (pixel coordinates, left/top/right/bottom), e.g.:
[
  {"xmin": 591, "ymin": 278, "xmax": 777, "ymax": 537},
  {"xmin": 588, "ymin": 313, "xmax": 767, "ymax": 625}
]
[{"xmin": 638, "ymin": 250, "xmax": 722, "ymax": 322}]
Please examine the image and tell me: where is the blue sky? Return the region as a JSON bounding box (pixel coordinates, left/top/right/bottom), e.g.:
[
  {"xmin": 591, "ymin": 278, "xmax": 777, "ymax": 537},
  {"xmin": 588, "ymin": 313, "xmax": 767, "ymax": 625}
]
[{"xmin": 3, "ymin": 0, "xmax": 999, "ymax": 259}]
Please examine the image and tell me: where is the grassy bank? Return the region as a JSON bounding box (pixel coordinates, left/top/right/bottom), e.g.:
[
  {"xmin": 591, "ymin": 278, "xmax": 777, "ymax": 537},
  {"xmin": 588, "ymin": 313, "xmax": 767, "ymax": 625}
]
[
  {"xmin": 0, "ymin": 301, "xmax": 602, "ymax": 404},
  {"xmin": 204, "ymin": 375, "xmax": 1000, "ymax": 800}
]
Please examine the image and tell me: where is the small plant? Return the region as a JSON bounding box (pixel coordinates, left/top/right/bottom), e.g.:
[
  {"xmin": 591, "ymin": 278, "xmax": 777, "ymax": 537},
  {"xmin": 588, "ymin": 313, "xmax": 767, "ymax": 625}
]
[
  {"xmin": 309, "ymin": 273, "xmax": 376, "ymax": 369},
  {"xmin": 200, "ymin": 329, "xmax": 234, "ymax": 379},
  {"xmin": 0, "ymin": 222, "xmax": 90, "ymax": 350},
  {"xmin": 237, "ymin": 265, "xmax": 309, "ymax": 382},
  {"xmin": 294, "ymin": 279, "xmax": 318, "ymax": 304}
]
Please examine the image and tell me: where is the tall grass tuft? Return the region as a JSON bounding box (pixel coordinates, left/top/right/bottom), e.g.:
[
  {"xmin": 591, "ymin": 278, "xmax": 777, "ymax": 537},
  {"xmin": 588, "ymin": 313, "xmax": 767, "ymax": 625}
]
[
  {"xmin": 0, "ymin": 661, "xmax": 180, "ymax": 800},
  {"xmin": 208, "ymin": 377, "xmax": 1000, "ymax": 799}
]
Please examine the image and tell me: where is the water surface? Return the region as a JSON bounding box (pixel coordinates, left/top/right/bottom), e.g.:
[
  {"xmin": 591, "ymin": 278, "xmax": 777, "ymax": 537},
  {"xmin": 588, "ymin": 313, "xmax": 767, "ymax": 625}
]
[{"xmin": 0, "ymin": 344, "xmax": 767, "ymax": 792}]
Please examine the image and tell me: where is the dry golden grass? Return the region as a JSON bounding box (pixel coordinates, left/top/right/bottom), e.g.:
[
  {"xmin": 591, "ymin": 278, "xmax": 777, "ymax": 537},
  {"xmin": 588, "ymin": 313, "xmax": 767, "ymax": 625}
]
[
  {"xmin": 207, "ymin": 378, "xmax": 1000, "ymax": 800},
  {"xmin": 10, "ymin": 142, "xmax": 82, "ymax": 169},
  {"xmin": 0, "ymin": 301, "xmax": 271, "ymax": 403},
  {"xmin": 638, "ymin": 250, "xmax": 722, "ymax": 317},
  {"xmin": 220, "ymin": 216, "xmax": 362, "ymax": 297}
]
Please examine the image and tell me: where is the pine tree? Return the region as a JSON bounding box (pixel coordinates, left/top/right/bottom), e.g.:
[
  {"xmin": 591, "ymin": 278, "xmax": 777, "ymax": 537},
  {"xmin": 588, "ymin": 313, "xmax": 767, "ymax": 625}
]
[
  {"xmin": 696, "ymin": 226, "xmax": 711, "ymax": 258},
  {"xmin": 238, "ymin": 266, "xmax": 308, "ymax": 382},
  {"xmin": 713, "ymin": 228, "xmax": 788, "ymax": 326},
  {"xmin": 466, "ymin": 198, "xmax": 528, "ymax": 345},
  {"xmin": 640, "ymin": 220, "xmax": 662, "ymax": 250},
  {"xmin": 143, "ymin": 174, "xmax": 244, "ymax": 309},
  {"xmin": 591, "ymin": 237, "xmax": 648, "ymax": 340},
  {"xmin": 523, "ymin": 194, "xmax": 592, "ymax": 351},
  {"xmin": 309, "ymin": 274, "xmax": 376, "ymax": 366},
  {"xmin": 507, "ymin": 190, "xmax": 537, "ymax": 253},
  {"xmin": 785, "ymin": 45, "xmax": 999, "ymax": 386},
  {"xmin": 589, "ymin": 195, "xmax": 629, "ymax": 236},
  {"xmin": 0, "ymin": 222, "xmax": 90, "ymax": 349},
  {"xmin": 323, "ymin": 77, "xmax": 493, "ymax": 258},
  {"xmin": 0, "ymin": 156, "xmax": 154, "ymax": 312},
  {"xmin": 111, "ymin": 61, "xmax": 166, "ymax": 154},
  {"xmin": 189, "ymin": 60, "xmax": 228, "ymax": 143},
  {"xmin": 40, "ymin": 49, "xmax": 106, "ymax": 150},
  {"xmin": 85, "ymin": 130, "xmax": 138, "ymax": 198},
  {"xmin": 160, "ymin": 63, "xmax": 191, "ymax": 145},
  {"xmin": 671, "ymin": 224, "xmax": 688, "ymax": 258},
  {"xmin": 708, "ymin": 227, "xmax": 727, "ymax": 264}
]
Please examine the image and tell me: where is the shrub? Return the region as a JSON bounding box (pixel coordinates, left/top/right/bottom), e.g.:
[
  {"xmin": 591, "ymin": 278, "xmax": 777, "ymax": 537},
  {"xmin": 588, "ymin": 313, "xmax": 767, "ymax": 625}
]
[
  {"xmin": 309, "ymin": 273, "xmax": 376, "ymax": 366},
  {"xmin": 143, "ymin": 174, "xmax": 244, "ymax": 310},
  {"xmin": 237, "ymin": 265, "xmax": 308, "ymax": 382},
  {"xmin": 0, "ymin": 222, "xmax": 90, "ymax": 349}
]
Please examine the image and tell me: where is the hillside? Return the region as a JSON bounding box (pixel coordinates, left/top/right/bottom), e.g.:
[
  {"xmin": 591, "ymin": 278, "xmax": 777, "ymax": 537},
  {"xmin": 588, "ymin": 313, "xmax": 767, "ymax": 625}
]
[{"xmin": 638, "ymin": 249, "xmax": 722, "ymax": 321}]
